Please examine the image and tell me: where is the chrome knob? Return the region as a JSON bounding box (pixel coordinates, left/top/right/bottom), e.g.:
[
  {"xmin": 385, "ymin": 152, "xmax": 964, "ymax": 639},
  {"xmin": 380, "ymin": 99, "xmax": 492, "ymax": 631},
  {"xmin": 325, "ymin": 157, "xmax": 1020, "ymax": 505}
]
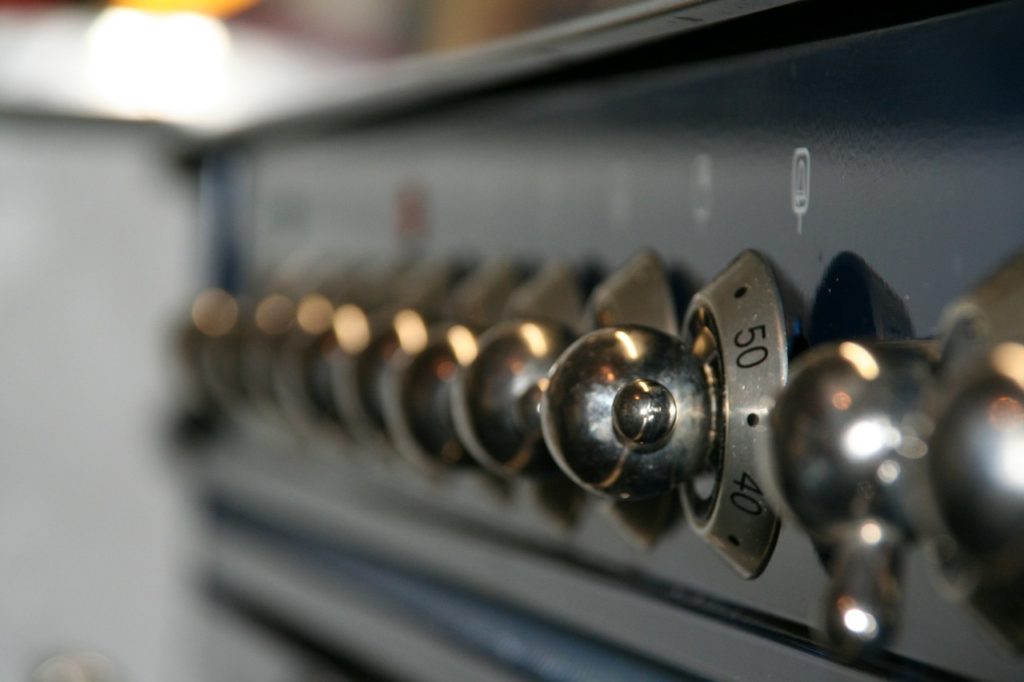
[
  {"xmin": 451, "ymin": 263, "xmax": 592, "ymax": 527},
  {"xmin": 542, "ymin": 325, "xmax": 711, "ymax": 500},
  {"xmin": 277, "ymin": 265, "xmax": 403, "ymax": 443},
  {"xmin": 929, "ymin": 342, "xmax": 1024, "ymax": 651},
  {"xmin": 769, "ymin": 342, "xmax": 935, "ymax": 657},
  {"xmin": 613, "ymin": 378, "xmax": 679, "ymax": 448},
  {"xmin": 273, "ymin": 291, "xmax": 340, "ymax": 436},
  {"xmin": 452, "ymin": 319, "xmax": 575, "ymax": 477},
  {"xmin": 386, "ymin": 322, "xmax": 482, "ymax": 468},
  {"xmin": 542, "ymin": 250, "xmax": 795, "ymax": 575},
  {"xmin": 347, "ymin": 309, "xmax": 408, "ymax": 442},
  {"xmin": 331, "ymin": 262, "xmax": 456, "ymax": 446},
  {"xmin": 239, "ymin": 292, "xmax": 297, "ymax": 422},
  {"xmin": 931, "ymin": 344, "xmax": 1024, "ymax": 568},
  {"xmin": 822, "ymin": 519, "xmax": 902, "ymax": 657},
  {"xmin": 574, "ymin": 250, "xmax": 686, "ymax": 546},
  {"xmin": 184, "ymin": 287, "xmax": 240, "ymax": 410},
  {"xmin": 385, "ymin": 261, "xmax": 522, "ymax": 469},
  {"xmin": 927, "ymin": 252, "xmax": 1024, "ymax": 651},
  {"xmin": 537, "ymin": 251, "xmax": 686, "ymax": 503},
  {"xmin": 768, "ymin": 250, "xmax": 1024, "ymax": 658},
  {"xmin": 452, "ymin": 261, "xmax": 589, "ymax": 479}
]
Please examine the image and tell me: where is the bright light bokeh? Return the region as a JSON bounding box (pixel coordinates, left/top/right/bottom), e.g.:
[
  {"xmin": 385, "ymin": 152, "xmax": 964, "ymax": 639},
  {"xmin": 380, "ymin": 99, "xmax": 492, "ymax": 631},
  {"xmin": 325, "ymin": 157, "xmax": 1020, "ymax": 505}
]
[
  {"xmin": 843, "ymin": 606, "xmax": 878, "ymax": 637},
  {"xmin": 114, "ymin": 0, "xmax": 259, "ymax": 18},
  {"xmin": 394, "ymin": 309, "xmax": 429, "ymax": 356},
  {"xmin": 843, "ymin": 416, "xmax": 899, "ymax": 460},
  {"xmin": 296, "ymin": 293, "xmax": 334, "ymax": 335},
  {"xmin": 334, "ymin": 304, "xmax": 371, "ymax": 354},
  {"xmin": 615, "ymin": 329, "xmax": 639, "ymax": 360},
  {"xmin": 838, "ymin": 341, "xmax": 880, "ymax": 381},
  {"xmin": 859, "ymin": 521, "xmax": 884, "ymax": 545},
  {"xmin": 87, "ymin": 8, "xmax": 231, "ymax": 121},
  {"xmin": 997, "ymin": 428, "xmax": 1024, "ymax": 491},
  {"xmin": 519, "ymin": 322, "xmax": 549, "ymax": 357},
  {"xmin": 447, "ymin": 325, "xmax": 479, "ymax": 366}
]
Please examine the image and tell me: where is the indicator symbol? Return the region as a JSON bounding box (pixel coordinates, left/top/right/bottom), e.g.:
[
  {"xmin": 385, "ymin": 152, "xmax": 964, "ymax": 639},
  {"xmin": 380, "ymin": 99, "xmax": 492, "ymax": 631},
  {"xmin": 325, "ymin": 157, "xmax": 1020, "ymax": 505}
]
[
  {"xmin": 791, "ymin": 147, "xmax": 810, "ymax": 234},
  {"xmin": 692, "ymin": 153, "xmax": 713, "ymax": 230}
]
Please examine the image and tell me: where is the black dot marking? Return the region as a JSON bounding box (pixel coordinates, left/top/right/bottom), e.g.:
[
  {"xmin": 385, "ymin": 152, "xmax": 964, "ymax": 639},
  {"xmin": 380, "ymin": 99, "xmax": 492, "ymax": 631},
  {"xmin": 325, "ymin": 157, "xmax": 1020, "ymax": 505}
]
[
  {"xmin": 746, "ymin": 413, "xmax": 759, "ymax": 427},
  {"xmin": 728, "ymin": 535, "xmax": 741, "ymax": 546},
  {"xmin": 734, "ymin": 286, "xmax": 748, "ymax": 299}
]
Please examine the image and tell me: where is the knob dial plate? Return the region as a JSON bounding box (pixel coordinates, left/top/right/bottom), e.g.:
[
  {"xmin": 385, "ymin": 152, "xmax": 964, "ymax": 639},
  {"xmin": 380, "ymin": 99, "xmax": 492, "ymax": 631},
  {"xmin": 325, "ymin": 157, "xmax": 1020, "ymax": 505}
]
[{"xmin": 680, "ymin": 251, "xmax": 791, "ymax": 579}]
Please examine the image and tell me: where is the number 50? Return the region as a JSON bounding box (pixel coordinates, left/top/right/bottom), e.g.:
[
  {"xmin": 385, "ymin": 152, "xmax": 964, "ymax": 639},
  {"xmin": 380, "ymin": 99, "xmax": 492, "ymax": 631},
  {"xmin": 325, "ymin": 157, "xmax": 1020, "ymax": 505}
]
[{"xmin": 733, "ymin": 324, "xmax": 768, "ymax": 369}]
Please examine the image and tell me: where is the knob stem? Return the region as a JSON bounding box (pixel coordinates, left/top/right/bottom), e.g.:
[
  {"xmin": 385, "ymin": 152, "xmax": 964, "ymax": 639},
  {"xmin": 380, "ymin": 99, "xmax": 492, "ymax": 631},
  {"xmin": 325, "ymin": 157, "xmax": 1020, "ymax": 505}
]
[{"xmin": 825, "ymin": 520, "xmax": 903, "ymax": 659}]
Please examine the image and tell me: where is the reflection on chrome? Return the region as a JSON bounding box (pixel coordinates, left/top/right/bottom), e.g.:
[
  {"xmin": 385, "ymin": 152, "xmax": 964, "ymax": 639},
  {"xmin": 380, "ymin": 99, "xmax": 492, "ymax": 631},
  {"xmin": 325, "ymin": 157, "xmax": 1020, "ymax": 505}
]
[
  {"xmin": 614, "ymin": 329, "xmax": 639, "ymax": 360},
  {"xmin": 996, "ymin": 422, "xmax": 1024, "ymax": 491},
  {"xmin": 254, "ymin": 294, "xmax": 295, "ymax": 335},
  {"xmin": 393, "ymin": 309, "xmax": 428, "ymax": 355},
  {"xmin": 838, "ymin": 342, "xmax": 880, "ymax": 381},
  {"xmin": 519, "ymin": 322, "xmax": 549, "ymax": 358},
  {"xmin": 875, "ymin": 459, "xmax": 900, "ymax": 485},
  {"xmin": 842, "ymin": 416, "xmax": 899, "ymax": 461},
  {"xmin": 333, "ymin": 304, "xmax": 371, "ymax": 354},
  {"xmin": 296, "ymin": 293, "xmax": 333, "ymax": 335},
  {"xmin": 989, "ymin": 396, "xmax": 1024, "ymax": 430},
  {"xmin": 841, "ymin": 605, "xmax": 878, "ymax": 639},
  {"xmin": 191, "ymin": 288, "xmax": 237, "ymax": 337},
  {"xmin": 993, "ymin": 342, "xmax": 1024, "ymax": 387},
  {"xmin": 446, "ymin": 324, "xmax": 478, "ymax": 366},
  {"xmin": 859, "ymin": 521, "xmax": 884, "ymax": 545},
  {"xmin": 831, "ymin": 390, "xmax": 852, "ymax": 410}
]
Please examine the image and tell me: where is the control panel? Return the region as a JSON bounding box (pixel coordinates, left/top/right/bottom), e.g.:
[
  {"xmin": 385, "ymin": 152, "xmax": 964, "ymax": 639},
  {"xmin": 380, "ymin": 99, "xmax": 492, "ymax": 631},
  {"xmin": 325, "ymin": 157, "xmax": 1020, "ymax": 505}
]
[
  {"xmin": 178, "ymin": 2, "xmax": 1024, "ymax": 679},
  {"xmin": 181, "ymin": 246, "xmax": 1024, "ymax": 677}
]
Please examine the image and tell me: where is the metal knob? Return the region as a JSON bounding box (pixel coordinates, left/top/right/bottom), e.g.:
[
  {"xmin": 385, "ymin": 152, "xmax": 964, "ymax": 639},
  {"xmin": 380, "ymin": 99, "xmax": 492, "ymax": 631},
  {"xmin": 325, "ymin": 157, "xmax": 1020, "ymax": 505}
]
[
  {"xmin": 273, "ymin": 291, "xmax": 341, "ymax": 436},
  {"xmin": 537, "ymin": 251, "xmax": 793, "ymax": 572},
  {"xmin": 386, "ymin": 322, "xmax": 482, "ymax": 468},
  {"xmin": 542, "ymin": 325, "xmax": 712, "ymax": 500},
  {"xmin": 920, "ymin": 250, "xmax": 1024, "ymax": 652},
  {"xmin": 537, "ymin": 251, "xmax": 688, "ymax": 504},
  {"xmin": 183, "ymin": 287, "xmax": 239, "ymax": 409},
  {"xmin": 928, "ymin": 342, "xmax": 1024, "ymax": 650},
  {"xmin": 451, "ymin": 262, "xmax": 589, "ymax": 480},
  {"xmin": 769, "ymin": 342, "xmax": 935, "ymax": 657},
  {"xmin": 932, "ymin": 344, "xmax": 1024, "ymax": 567},
  {"xmin": 549, "ymin": 251, "xmax": 689, "ymax": 544},
  {"xmin": 330, "ymin": 262, "xmax": 457, "ymax": 445},
  {"xmin": 239, "ymin": 292, "xmax": 298, "ymax": 423},
  {"xmin": 384, "ymin": 261, "xmax": 523, "ymax": 468},
  {"xmin": 452, "ymin": 319, "xmax": 576, "ymax": 477},
  {"xmin": 344, "ymin": 308, "xmax": 407, "ymax": 443}
]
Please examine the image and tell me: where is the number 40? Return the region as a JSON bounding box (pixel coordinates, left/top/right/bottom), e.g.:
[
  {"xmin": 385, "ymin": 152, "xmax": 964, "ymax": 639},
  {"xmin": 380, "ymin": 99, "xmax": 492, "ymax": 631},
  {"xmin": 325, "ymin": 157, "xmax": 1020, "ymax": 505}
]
[{"xmin": 730, "ymin": 472, "xmax": 764, "ymax": 515}]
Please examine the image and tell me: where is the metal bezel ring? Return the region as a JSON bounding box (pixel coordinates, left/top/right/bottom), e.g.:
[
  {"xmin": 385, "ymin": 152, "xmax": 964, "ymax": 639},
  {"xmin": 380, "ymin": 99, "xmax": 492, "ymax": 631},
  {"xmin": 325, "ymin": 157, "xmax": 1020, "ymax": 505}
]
[{"xmin": 680, "ymin": 250, "xmax": 789, "ymax": 579}]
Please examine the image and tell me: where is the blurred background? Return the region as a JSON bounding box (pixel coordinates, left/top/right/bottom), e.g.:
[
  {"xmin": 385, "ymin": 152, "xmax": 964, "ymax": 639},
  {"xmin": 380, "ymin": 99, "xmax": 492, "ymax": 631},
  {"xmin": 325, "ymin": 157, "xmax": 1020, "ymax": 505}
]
[
  {"xmin": 0, "ymin": 0, "xmax": 639, "ymax": 131},
  {"xmin": 0, "ymin": 116, "xmax": 197, "ymax": 680},
  {"xmin": 0, "ymin": 1, "xmax": 646, "ymax": 679}
]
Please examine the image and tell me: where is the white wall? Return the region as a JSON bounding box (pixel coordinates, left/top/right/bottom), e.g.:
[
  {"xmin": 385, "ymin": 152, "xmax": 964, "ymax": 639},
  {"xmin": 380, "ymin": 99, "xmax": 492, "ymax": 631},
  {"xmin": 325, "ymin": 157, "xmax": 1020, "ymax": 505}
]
[{"xmin": 0, "ymin": 120, "xmax": 201, "ymax": 681}]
